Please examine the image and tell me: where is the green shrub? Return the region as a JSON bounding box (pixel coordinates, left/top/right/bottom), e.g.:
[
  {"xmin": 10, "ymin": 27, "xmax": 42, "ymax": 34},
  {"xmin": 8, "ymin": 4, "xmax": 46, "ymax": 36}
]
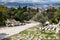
[{"xmin": 2, "ymin": 38, "xmax": 11, "ymax": 40}]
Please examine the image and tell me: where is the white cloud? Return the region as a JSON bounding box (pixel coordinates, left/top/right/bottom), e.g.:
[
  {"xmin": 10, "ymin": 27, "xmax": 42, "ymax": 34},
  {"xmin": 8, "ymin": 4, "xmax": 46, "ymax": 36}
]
[
  {"xmin": 51, "ymin": 0, "xmax": 60, "ymax": 2},
  {"xmin": 1, "ymin": 0, "xmax": 60, "ymax": 3},
  {"xmin": 9, "ymin": 0, "xmax": 15, "ymax": 2}
]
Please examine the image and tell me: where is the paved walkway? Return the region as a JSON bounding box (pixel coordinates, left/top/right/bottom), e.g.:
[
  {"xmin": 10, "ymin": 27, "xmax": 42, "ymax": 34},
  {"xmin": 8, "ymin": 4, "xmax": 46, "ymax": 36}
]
[{"xmin": 0, "ymin": 22, "xmax": 39, "ymax": 40}]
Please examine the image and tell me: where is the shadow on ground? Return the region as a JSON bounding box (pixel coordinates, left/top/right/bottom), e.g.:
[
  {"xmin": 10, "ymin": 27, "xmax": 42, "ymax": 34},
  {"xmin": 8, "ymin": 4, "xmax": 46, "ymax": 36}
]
[{"xmin": 0, "ymin": 33, "xmax": 8, "ymax": 40}]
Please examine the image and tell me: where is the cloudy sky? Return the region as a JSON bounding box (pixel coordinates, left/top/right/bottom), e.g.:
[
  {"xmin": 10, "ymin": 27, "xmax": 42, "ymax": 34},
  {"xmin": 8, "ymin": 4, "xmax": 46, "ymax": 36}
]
[{"xmin": 1, "ymin": 0, "xmax": 60, "ymax": 3}]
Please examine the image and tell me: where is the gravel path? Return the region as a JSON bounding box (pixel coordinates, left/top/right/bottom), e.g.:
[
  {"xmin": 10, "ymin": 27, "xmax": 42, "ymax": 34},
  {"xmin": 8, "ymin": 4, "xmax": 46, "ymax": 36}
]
[{"xmin": 0, "ymin": 22, "xmax": 39, "ymax": 40}]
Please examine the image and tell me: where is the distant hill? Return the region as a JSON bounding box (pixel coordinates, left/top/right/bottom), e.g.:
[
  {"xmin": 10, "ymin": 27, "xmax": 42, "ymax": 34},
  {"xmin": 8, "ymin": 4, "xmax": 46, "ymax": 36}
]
[{"xmin": 0, "ymin": 2, "xmax": 60, "ymax": 8}]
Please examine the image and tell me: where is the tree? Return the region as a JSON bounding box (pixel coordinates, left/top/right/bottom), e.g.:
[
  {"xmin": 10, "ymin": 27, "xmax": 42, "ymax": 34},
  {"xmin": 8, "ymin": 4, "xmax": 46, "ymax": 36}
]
[
  {"xmin": 54, "ymin": 7, "xmax": 60, "ymax": 23},
  {"xmin": 7, "ymin": 7, "xmax": 16, "ymax": 19},
  {"xmin": 0, "ymin": 5, "xmax": 7, "ymax": 23},
  {"xmin": 23, "ymin": 6, "xmax": 27, "ymax": 12},
  {"xmin": 46, "ymin": 6, "xmax": 56, "ymax": 20},
  {"xmin": 33, "ymin": 12, "xmax": 47, "ymax": 24},
  {"xmin": 48, "ymin": 6, "xmax": 60, "ymax": 24}
]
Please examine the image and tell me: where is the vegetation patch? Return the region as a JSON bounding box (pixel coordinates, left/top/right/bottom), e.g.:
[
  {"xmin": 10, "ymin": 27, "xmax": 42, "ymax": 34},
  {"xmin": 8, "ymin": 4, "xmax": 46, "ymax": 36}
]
[{"xmin": 2, "ymin": 37, "xmax": 11, "ymax": 40}]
